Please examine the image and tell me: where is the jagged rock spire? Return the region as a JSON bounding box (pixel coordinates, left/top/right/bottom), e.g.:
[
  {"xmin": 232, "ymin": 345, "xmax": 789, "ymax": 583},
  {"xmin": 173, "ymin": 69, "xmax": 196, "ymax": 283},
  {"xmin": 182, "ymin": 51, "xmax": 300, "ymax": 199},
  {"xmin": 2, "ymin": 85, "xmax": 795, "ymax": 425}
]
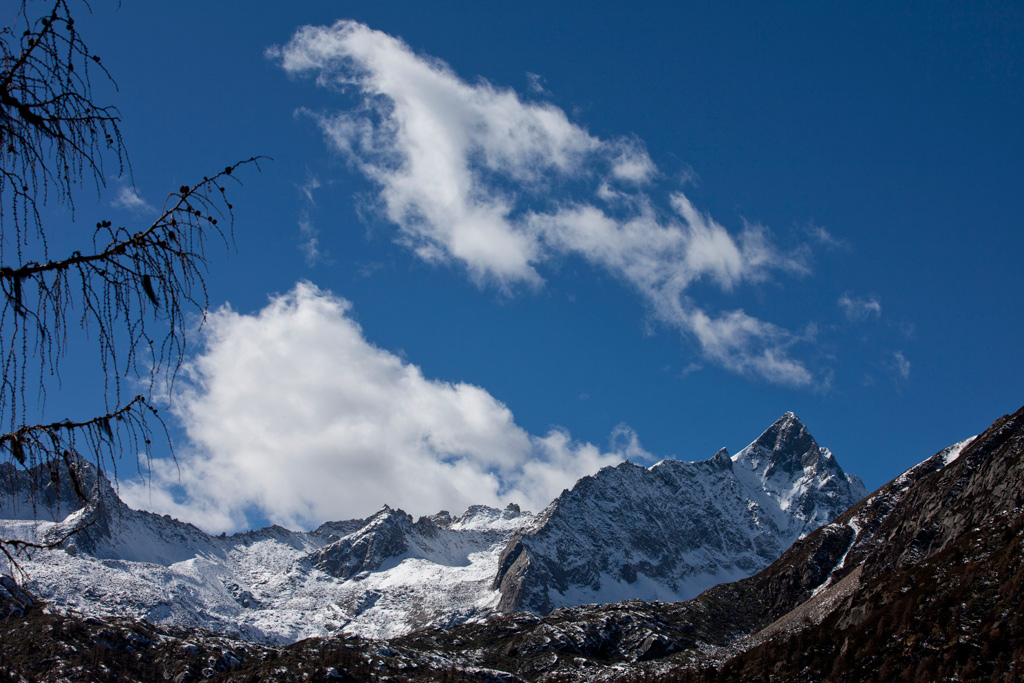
[{"xmin": 734, "ymin": 412, "xmax": 823, "ymax": 478}]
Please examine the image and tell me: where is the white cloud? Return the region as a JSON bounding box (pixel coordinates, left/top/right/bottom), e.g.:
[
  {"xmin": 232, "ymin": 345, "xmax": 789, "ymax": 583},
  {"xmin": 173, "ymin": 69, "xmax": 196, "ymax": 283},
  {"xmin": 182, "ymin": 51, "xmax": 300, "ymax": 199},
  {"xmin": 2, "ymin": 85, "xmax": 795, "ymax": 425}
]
[
  {"xmin": 297, "ymin": 175, "xmax": 327, "ymax": 265},
  {"xmin": 838, "ymin": 293, "xmax": 882, "ymax": 322},
  {"xmin": 531, "ymin": 200, "xmax": 810, "ymax": 385},
  {"xmin": 112, "ymin": 185, "xmax": 153, "ymax": 213},
  {"xmin": 122, "ymin": 283, "xmax": 623, "ymax": 533},
  {"xmin": 270, "ymin": 20, "xmax": 816, "ymax": 386},
  {"xmin": 610, "ymin": 138, "xmax": 658, "ymax": 184},
  {"xmin": 806, "ymin": 224, "xmax": 848, "ymax": 250},
  {"xmin": 893, "ymin": 350, "xmax": 911, "ymax": 380},
  {"xmin": 683, "ymin": 308, "xmax": 814, "ymax": 386}
]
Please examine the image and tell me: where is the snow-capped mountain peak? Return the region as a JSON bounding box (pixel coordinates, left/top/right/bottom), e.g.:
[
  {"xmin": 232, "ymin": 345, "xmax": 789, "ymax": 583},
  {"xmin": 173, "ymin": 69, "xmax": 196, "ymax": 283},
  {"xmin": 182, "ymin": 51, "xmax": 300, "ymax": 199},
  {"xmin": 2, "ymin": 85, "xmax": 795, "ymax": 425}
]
[
  {"xmin": 733, "ymin": 411, "xmax": 819, "ymax": 475},
  {"xmin": 731, "ymin": 413, "xmax": 867, "ymax": 532},
  {"xmin": 492, "ymin": 413, "xmax": 868, "ymax": 615}
]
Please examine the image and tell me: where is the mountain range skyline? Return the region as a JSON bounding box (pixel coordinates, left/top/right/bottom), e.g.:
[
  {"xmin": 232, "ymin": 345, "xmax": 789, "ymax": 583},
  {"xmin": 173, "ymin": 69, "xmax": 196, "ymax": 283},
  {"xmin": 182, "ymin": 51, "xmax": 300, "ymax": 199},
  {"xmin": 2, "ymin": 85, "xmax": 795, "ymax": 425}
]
[
  {"xmin": 3, "ymin": 402, "xmax": 1020, "ymax": 680},
  {"xmin": 0, "ymin": 411, "xmax": 872, "ymax": 642}
]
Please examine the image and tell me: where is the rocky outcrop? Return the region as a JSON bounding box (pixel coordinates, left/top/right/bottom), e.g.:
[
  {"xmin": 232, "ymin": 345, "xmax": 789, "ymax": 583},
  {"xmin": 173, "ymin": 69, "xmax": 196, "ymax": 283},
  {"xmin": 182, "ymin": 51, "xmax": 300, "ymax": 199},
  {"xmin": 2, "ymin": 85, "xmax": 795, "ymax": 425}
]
[{"xmin": 309, "ymin": 506, "xmax": 414, "ymax": 579}]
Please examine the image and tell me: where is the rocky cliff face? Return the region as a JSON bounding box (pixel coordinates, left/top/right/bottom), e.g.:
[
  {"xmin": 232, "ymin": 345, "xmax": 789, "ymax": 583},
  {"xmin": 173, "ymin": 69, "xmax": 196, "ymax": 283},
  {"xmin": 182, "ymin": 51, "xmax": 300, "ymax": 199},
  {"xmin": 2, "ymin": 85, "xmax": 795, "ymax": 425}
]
[
  {"xmin": 492, "ymin": 413, "xmax": 867, "ymax": 614},
  {"xmin": 0, "ymin": 453, "xmax": 98, "ymax": 522},
  {"xmin": 309, "ymin": 506, "xmax": 414, "ymax": 580}
]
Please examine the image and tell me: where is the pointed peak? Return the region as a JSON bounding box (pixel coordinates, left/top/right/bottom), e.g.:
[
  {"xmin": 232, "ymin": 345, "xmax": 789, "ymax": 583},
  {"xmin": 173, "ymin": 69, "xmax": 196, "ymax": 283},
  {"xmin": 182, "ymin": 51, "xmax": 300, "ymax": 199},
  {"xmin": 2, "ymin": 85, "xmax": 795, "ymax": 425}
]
[
  {"xmin": 369, "ymin": 504, "xmax": 410, "ymax": 523},
  {"xmin": 761, "ymin": 412, "xmax": 814, "ymax": 447},
  {"xmin": 777, "ymin": 411, "xmax": 802, "ymax": 426},
  {"xmin": 710, "ymin": 447, "xmax": 733, "ymax": 470},
  {"xmin": 735, "ymin": 412, "xmax": 821, "ymax": 477}
]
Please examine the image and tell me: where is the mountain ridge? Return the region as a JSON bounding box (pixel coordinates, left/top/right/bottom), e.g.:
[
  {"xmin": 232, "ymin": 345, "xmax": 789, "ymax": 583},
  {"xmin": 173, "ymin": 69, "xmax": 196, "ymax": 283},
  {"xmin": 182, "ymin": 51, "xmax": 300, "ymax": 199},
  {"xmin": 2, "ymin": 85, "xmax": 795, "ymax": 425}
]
[
  {"xmin": 380, "ymin": 405, "xmax": 1021, "ymax": 680},
  {"xmin": 0, "ymin": 412, "xmax": 863, "ymax": 643},
  {"xmin": 492, "ymin": 412, "xmax": 866, "ymax": 614},
  {"xmin": 2, "ymin": 406, "xmax": 1020, "ymax": 681}
]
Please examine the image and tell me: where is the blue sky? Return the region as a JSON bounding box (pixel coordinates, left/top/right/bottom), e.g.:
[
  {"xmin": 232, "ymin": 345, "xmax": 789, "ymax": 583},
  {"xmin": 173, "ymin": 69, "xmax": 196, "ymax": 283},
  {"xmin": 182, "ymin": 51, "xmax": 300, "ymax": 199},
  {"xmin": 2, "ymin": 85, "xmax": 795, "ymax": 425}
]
[{"xmin": 41, "ymin": 0, "xmax": 1023, "ymax": 531}]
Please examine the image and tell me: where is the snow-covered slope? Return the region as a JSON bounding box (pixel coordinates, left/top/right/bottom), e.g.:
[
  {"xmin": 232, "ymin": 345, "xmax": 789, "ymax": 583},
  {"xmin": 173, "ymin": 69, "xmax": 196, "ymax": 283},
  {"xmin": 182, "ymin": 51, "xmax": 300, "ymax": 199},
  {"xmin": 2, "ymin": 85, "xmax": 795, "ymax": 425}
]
[
  {"xmin": 731, "ymin": 411, "xmax": 868, "ymax": 537},
  {"xmin": 493, "ymin": 412, "xmax": 867, "ymax": 614},
  {"xmin": 0, "ymin": 412, "xmax": 865, "ymax": 642},
  {"xmin": 0, "ymin": 464, "xmax": 532, "ymax": 642}
]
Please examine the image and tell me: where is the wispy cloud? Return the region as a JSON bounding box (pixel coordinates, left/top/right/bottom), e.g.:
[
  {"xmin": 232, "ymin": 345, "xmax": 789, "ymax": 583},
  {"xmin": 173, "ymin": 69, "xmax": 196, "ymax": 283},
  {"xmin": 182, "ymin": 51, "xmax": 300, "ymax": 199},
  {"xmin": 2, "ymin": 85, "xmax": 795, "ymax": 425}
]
[
  {"xmin": 608, "ymin": 423, "xmax": 656, "ymax": 464},
  {"xmin": 112, "ymin": 185, "xmax": 153, "ymax": 213},
  {"xmin": 296, "ymin": 175, "xmax": 327, "ymax": 266},
  {"xmin": 299, "ymin": 174, "xmax": 321, "ymax": 204},
  {"xmin": 270, "ymin": 20, "xmax": 816, "ymax": 386},
  {"xmin": 806, "ymin": 223, "xmax": 849, "ymax": 251},
  {"xmin": 526, "ymin": 72, "xmax": 549, "ymax": 95},
  {"xmin": 892, "ymin": 350, "xmax": 911, "ymax": 380},
  {"xmin": 838, "ymin": 293, "xmax": 882, "ymax": 322},
  {"xmin": 123, "ymin": 283, "xmax": 624, "ymax": 532},
  {"xmin": 298, "ymin": 216, "xmax": 324, "ymax": 266}
]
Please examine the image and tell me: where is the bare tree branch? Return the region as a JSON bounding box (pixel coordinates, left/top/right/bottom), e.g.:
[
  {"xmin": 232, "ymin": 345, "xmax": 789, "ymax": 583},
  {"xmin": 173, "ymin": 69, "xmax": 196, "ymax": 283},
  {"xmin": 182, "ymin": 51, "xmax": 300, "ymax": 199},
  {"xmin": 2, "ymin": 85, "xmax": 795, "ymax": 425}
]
[
  {"xmin": 0, "ymin": 517, "xmax": 95, "ymax": 580},
  {"xmin": 0, "ymin": 1, "xmax": 261, "ymax": 567},
  {"xmin": 1, "ymin": 0, "xmax": 125, "ymax": 256},
  {"xmin": 0, "ymin": 155, "xmax": 264, "ymax": 430}
]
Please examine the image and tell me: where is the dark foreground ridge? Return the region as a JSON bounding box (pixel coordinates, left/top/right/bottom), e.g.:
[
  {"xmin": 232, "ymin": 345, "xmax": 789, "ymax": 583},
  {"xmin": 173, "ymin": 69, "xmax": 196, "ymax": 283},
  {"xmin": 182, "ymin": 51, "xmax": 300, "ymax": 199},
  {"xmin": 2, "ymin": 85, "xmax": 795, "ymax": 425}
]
[{"xmin": 1, "ymin": 404, "xmax": 1023, "ymax": 681}]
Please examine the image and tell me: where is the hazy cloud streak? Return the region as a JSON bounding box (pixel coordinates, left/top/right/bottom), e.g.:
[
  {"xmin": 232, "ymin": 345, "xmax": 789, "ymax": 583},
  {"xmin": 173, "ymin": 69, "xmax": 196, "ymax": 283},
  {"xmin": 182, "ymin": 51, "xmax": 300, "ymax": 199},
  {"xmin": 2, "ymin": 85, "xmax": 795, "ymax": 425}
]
[
  {"xmin": 297, "ymin": 175, "xmax": 326, "ymax": 265},
  {"xmin": 839, "ymin": 293, "xmax": 882, "ymax": 322},
  {"xmin": 893, "ymin": 351, "xmax": 911, "ymax": 380}
]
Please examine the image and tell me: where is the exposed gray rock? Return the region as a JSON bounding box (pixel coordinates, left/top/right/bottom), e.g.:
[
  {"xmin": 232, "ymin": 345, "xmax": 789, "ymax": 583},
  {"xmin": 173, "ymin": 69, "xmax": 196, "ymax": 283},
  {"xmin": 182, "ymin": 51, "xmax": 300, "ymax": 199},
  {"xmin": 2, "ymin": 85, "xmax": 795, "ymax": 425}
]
[
  {"xmin": 493, "ymin": 413, "xmax": 867, "ymax": 614},
  {"xmin": 309, "ymin": 506, "xmax": 414, "ymax": 579}
]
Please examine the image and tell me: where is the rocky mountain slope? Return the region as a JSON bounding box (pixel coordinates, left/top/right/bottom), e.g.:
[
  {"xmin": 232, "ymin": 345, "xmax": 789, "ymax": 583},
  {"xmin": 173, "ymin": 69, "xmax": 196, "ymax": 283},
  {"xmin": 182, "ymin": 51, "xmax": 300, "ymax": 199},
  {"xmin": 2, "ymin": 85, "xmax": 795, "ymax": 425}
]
[
  {"xmin": 493, "ymin": 412, "xmax": 866, "ymax": 614},
  {"xmin": 0, "ymin": 413, "xmax": 861, "ymax": 645},
  {"xmin": 1, "ymin": 405, "xmax": 1019, "ymax": 681},
  {"xmin": 389, "ymin": 404, "xmax": 1024, "ymax": 681}
]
